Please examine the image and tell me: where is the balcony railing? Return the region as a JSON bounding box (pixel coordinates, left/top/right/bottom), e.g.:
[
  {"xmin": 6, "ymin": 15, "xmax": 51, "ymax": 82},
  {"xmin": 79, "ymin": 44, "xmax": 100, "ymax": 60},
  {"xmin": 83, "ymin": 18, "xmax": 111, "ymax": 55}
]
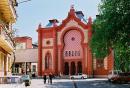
[
  {"xmin": 0, "ymin": 28, "xmax": 14, "ymax": 47},
  {"xmin": 0, "ymin": 22, "xmax": 15, "ymax": 52},
  {"xmin": 9, "ymin": 0, "xmax": 18, "ymax": 20}
]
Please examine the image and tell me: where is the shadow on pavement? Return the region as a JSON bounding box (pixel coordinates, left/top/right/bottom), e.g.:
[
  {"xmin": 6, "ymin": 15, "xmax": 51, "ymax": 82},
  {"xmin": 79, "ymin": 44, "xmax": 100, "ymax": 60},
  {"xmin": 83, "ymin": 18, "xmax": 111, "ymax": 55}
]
[{"xmin": 76, "ymin": 80, "xmax": 130, "ymax": 88}]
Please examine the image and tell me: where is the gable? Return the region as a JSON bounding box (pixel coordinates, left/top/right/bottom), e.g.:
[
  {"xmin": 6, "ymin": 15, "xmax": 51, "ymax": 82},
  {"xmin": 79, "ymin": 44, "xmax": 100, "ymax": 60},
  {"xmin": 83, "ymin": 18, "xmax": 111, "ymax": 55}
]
[{"xmin": 57, "ymin": 20, "xmax": 88, "ymax": 45}]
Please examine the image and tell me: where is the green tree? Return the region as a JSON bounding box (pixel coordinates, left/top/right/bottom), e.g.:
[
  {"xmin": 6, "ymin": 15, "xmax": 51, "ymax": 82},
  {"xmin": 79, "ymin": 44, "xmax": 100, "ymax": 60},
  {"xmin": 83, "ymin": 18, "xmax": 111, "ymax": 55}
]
[{"xmin": 90, "ymin": 0, "xmax": 130, "ymax": 72}]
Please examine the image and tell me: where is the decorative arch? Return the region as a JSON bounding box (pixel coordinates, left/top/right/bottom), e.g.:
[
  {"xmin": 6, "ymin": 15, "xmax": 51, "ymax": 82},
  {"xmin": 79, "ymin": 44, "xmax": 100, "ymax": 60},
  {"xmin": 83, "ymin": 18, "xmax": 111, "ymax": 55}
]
[
  {"xmin": 77, "ymin": 61, "xmax": 82, "ymax": 74},
  {"xmin": 60, "ymin": 27, "xmax": 85, "ymax": 45},
  {"xmin": 71, "ymin": 62, "xmax": 76, "ymax": 75},
  {"xmin": 61, "ymin": 27, "xmax": 84, "ymax": 59},
  {"xmin": 59, "ymin": 26, "xmax": 86, "ymax": 75},
  {"xmin": 64, "ymin": 62, "xmax": 69, "ymax": 75},
  {"xmin": 45, "ymin": 52, "xmax": 52, "ymax": 70}
]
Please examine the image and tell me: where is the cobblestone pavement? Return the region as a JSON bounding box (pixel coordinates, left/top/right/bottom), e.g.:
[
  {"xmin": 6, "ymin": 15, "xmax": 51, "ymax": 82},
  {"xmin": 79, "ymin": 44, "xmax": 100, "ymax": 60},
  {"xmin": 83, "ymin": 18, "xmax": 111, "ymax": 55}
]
[
  {"xmin": 0, "ymin": 79, "xmax": 74, "ymax": 88},
  {"xmin": 0, "ymin": 78, "xmax": 130, "ymax": 88}
]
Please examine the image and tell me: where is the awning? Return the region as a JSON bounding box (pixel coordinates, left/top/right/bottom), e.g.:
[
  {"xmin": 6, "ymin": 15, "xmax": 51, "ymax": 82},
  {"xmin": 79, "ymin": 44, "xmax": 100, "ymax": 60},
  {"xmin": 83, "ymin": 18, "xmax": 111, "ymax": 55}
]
[
  {"xmin": 0, "ymin": 35, "xmax": 14, "ymax": 53},
  {"xmin": 0, "ymin": 0, "xmax": 17, "ymax": 23}
]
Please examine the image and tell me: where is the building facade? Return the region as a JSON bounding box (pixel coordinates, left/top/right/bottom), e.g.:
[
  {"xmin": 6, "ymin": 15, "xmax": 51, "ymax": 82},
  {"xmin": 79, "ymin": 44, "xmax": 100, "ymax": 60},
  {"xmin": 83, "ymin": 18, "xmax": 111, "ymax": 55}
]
[
  {"xmin": 14, "ymin": 49, "xmax": 38, "ymax": 76},
  {"xmin": 13, "ymin": 36, "xmax": 38, "ymax": 76},
  {"xmin": 0, "ymin": 0, "xmax": 17, "ymax": 77},
  {"xmin": 14, "ymin": 36, "xmax": 33, "ymax": 49},
  {"xmin": 37, "ymin": 7, "xmax": 114, "ymax": 77}
]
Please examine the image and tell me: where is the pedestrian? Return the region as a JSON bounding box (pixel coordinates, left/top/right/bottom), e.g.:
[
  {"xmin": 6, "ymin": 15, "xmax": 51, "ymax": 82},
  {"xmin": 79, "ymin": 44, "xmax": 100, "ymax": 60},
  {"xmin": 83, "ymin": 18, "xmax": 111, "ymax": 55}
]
[
  {"xmin": 43, "ymin": 73, "xmax": 47, "ymax": 84},
  {"xmin": 49, "ymin": 73, "xmax": 53, "ymax": 84}
]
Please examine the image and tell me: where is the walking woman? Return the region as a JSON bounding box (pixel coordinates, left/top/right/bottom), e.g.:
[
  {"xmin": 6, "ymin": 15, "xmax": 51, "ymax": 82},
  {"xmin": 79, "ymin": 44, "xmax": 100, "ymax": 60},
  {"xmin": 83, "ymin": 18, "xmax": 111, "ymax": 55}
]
[
  {"xmin": 43, "ymin": 73, "xmax": 47, "ymax": 84},
  {"xmin": 49, "ymin": 73, "xmax": 52, "ymax": 84}
]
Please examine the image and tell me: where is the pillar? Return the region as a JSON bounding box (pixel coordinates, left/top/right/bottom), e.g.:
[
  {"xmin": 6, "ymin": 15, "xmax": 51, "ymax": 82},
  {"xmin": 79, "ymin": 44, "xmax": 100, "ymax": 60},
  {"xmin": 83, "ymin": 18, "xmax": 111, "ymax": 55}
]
[
  {"xmin": 87, "ymin": 47, "xmax": 93, "ymax": 77},
  {"xmin": 82, "ymin": 46, "xmax": 85, "ymax": 74},
  {"xmin": 60, "ymin": 46, "xmax": 64, "ymax": 74},
  {"xmin": 69, "ymin": 62, "xmax": 71, "ymax": 75},
  {"xmin": 75, "ymin": 62, "xmax": 78, "ymax": 75},
  {"xmin": 53, "ymin": 29, "xmax": 57, "ymax": 74},
  {"xmin": 4, "ymin": 55, "xmax": 7, "ymax": 76},
  {"xmin": 38, "ymin": 30, "xmax": 42, "ymax": 76},
  {"xmin": 25, "ymin": 62, "xmax": 27, "ymax": 74},
  {"xmin": 58, "ymin": 48, "xmax": 61, "ymax": 74}
]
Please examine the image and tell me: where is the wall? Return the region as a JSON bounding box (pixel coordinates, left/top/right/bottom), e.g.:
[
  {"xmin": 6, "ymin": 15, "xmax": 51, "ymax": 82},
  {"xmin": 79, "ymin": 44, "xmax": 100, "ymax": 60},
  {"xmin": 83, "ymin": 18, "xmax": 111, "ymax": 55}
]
[{"xmin": 15, "ymin": 37, "xmax": 32, "ymax": 49}]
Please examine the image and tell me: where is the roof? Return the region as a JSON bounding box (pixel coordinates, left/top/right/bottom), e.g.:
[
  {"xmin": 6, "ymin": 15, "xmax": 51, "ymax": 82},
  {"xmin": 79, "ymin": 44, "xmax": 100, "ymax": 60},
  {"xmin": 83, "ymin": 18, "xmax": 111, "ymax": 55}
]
[
  {"xmin": 14, "ymin": 36, "xmax": 32, "ymax": 39},
  {"xmin": 37, "ymin": 6, "xmax": 92, "ymax": 31},
  {"xmin": 13, "ymin": 49, "xmax": 38, "ymax": 63},
  {"xmin": 46, "ymin": 19, "xmax": 59, "ymax": 28}
]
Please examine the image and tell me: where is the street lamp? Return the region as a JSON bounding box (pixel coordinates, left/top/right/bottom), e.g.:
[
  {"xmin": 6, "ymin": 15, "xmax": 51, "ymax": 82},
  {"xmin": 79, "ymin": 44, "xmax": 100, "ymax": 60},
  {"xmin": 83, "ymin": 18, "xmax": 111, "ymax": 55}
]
[{"xmin": 16, "ymin": 0, "xmax": 31, "ymax": 6}]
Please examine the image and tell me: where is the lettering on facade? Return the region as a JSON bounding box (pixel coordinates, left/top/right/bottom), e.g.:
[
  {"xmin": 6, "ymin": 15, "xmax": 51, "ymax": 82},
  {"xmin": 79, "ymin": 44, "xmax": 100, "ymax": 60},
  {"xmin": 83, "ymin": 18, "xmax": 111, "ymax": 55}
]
[{"xmin": 65, "ymin": 50, "xmax": 80, "ymax": 57}]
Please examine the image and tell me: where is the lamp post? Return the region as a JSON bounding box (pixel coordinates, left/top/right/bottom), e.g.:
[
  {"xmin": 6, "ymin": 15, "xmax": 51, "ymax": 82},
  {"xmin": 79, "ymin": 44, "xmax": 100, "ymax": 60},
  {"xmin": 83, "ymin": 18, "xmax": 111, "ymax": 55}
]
[{"xmin": 16, "ymin": 0, "xmax": 31, "ymax": 6}]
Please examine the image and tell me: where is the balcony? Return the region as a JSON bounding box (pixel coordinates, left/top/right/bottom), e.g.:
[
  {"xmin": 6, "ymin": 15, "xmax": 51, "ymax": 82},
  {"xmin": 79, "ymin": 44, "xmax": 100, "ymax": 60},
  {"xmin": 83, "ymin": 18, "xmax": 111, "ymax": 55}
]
[
  {"xmin": 0, "ymin": 0, "xmax": 17, "ymax": 23},
  {"xmin": 0, "ymin": 26, "xmax": 14, "ymax": 53}
]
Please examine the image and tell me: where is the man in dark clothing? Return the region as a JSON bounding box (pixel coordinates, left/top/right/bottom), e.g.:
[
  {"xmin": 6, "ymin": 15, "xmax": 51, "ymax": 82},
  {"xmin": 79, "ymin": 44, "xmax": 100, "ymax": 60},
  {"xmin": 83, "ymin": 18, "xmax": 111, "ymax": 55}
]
[
  {"xmin": 43, "ymin": 74, "xmax": 47, "ymax": 84},
  {"xmin": 49, "ymin": 73, "xmax": 52, "ymax": 84}
]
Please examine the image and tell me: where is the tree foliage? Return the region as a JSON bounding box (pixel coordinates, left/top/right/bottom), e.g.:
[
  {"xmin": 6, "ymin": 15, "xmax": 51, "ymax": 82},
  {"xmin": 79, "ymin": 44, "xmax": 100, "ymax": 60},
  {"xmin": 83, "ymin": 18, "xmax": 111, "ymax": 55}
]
[{"xmin": 90, "ymin": 0, "xmax": 130, "ymax": 71}]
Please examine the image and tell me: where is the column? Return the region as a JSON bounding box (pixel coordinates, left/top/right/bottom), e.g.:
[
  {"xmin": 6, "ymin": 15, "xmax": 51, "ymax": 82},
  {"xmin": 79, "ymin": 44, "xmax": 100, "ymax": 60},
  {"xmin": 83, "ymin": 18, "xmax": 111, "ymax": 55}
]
[
  {"xmin": 87, "ymin": 47, "xmax": 92, "ymax": 77},
  {"xmin": 53, "ymin": 30, "xmax": 57, "ymax": 74},
  {"xmin": 59, "ymin": 48, "xmax": 61, "ymax": 74},
  {"xmin": 0, "ymin": 53, "xmax": 2, "ymax": 75},
  {"xmin": 60, "ymin": 47, "xmax": 64, "ymax": 74},
  {"xmin": 69, "ymin": 62, "xmax": 71, "ymax": 75},
  {"xmin": 75, "ymin": 62, "xmax": 78, "ymax": 75},
  {"xmin": 25, "ymin": 62, "xmax": 27, "ymax": 75},
  {"xmin": 38, "ymin": 30, "xmax": 42, "ymax": 76},
  {"xmin": 4, "ymin": 55, "xmax": 7, "ymax": 76}
]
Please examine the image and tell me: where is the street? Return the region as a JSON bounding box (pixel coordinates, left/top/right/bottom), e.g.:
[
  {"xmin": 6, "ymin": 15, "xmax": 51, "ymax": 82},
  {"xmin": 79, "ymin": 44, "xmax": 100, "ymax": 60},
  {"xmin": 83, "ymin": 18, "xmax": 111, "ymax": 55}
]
[
  {"xmin": 75, "ymin": 79, "xmax": 130, "ymax": 88},
  {"xmin": 0, "ymin": 78, "xmax": 130, "ymax": 88}
]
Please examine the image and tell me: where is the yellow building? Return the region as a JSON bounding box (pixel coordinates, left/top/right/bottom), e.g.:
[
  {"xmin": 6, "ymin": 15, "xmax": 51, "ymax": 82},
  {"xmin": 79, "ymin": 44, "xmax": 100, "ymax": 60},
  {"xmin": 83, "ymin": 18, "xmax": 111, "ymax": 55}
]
[{"xmin": 0, "ymin": 0, "xmax": 17, "ymax": 76}]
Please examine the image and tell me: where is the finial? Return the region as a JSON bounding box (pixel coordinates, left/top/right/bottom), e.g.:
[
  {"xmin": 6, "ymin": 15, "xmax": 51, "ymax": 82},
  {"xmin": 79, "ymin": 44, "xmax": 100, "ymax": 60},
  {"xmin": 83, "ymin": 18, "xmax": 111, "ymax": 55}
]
[
  {"xmin": 88, "ymin": 17, "xmax": 92, "ymax": 24},
  {"xmin": 49, "ymin": 19, "xmax": 59, "ymax": 27},
  {"xmin": 38, "ymin": 23, "xmax": 42, "ymax": 28},
  {"xmin": 71, "ymin": 4, "xmax": 74, "ymax": 9}
]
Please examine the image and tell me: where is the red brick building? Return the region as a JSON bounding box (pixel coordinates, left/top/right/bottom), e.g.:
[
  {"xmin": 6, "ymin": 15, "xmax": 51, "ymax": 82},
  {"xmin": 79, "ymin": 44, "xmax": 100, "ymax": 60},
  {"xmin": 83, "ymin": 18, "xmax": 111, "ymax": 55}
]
[
  {"xmin": 14, "ymin": 36, "xmax": 33, "ymax": 49},
  {"xmin": 37, "ymin": 7, "xmax": 114, "ymax": 77},
  {"xmin": 13, "ymin": 36, "xmax": 38, "ymax": 75}
]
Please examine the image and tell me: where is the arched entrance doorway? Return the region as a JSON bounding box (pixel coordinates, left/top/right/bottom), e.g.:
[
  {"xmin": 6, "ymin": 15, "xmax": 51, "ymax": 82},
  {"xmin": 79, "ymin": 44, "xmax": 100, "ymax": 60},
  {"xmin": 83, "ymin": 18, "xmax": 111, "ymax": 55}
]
[
  {"xmin": 64, "ymin": 62, "xmax": 69, "ymax": 75},
  {"xmin": 62, "ymin": 29, "xmax": 84, "ymax": 75},
  {"xmin": 77, "ymin": 61, "xmax": 82, "ymax": 74},
  {"xmin": 71, "ymin": 62, "xmax": 76, "ymax": 75}
]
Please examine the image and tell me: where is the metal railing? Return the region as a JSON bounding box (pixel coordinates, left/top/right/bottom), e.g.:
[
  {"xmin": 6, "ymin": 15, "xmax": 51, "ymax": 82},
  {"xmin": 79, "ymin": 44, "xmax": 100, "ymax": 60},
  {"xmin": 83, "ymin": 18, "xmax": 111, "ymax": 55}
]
[
  {"xmin": 0, "ymin": 25, "xmax": 14, "ymax": 48},
  {"xmin": 0, "ymin": 76, "xmax": 23, "ymax": 84}
]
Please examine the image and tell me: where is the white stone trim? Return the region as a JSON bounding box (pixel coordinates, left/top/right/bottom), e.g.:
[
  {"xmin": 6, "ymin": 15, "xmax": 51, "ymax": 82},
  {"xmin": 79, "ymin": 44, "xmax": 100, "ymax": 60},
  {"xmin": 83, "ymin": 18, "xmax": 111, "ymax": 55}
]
[
  {"xmin": 104, "ymin": 57, "xmax": 108, "ymax": 70},
  {"xmin": 93, "ymin": 59, "xmax": 96, "ymax": 70},
  {"xmin": 57, "ymin": 20, "xmax": 88, "ymax": 45},
  {"xmin": 43, "ymin": 38, "xmax": 53, "ymax": 47}
]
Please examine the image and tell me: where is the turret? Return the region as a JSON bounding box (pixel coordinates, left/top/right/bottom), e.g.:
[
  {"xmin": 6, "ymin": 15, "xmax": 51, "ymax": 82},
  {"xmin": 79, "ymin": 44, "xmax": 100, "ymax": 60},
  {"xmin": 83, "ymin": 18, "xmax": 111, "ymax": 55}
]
[{"xmin": 46, "ymin": 19, "xmax": 59, "ymax": 27}]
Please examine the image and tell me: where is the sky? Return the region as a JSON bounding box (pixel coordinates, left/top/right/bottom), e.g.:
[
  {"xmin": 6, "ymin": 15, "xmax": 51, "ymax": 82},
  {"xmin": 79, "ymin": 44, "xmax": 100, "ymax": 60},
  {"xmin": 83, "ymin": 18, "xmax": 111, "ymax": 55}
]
[{"xmin": 13, "ymin": 0, "xmax": 101, "ymax": 43}]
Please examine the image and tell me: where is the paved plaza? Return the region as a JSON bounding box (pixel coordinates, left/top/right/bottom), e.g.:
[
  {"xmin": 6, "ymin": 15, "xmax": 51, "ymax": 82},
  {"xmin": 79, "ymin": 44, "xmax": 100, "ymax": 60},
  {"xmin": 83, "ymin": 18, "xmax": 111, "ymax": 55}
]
[{"xmin": 0, "ymin": 78, "xmax": 130, "ymax": 88}]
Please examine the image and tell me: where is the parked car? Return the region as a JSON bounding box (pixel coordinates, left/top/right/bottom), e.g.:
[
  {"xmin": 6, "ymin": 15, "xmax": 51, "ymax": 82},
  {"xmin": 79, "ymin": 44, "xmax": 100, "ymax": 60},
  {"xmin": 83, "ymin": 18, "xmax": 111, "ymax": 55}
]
[
  {"xmin": 21, "ymin": 75, "xmax": 31, "ymax": 86},
  {"xmin": 108, "ymin": 70, "xmax": 130, "ymax": 83},
  {"xmin": 70, "ymin": 73, "xmax": 88, "ymax": 79},
  {"xmin": 108, "ymin": 70, "xmax": 122, "ymax": 82}
]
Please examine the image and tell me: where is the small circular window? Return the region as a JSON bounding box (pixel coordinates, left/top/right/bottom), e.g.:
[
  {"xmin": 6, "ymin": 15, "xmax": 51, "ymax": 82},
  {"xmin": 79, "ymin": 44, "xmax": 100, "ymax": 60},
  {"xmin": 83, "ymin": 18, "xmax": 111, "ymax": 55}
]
[
  {"xmin": 46, "ymin": 40, "xmax": 50, "ymax": 45},
  {"xmin": 71, "ymin": 37, "xmax": 75, "ymax": 41}
]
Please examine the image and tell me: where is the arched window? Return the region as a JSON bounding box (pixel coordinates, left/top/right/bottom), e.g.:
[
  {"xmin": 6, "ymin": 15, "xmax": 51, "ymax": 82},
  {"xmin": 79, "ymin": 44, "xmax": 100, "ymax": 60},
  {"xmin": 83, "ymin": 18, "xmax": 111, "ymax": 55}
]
[{"xmin": 45, "ymin": 52, "xmax": 52, "ymax": 70}]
